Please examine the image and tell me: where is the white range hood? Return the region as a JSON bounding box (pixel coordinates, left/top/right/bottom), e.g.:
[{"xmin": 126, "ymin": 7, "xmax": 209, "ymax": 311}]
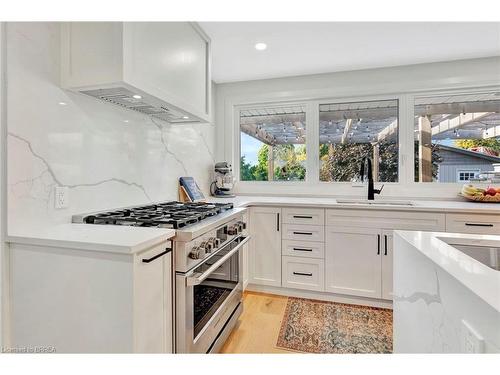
[{"xmin": 60, "ymin": 22, "xmax": 211, "ymax": 124}]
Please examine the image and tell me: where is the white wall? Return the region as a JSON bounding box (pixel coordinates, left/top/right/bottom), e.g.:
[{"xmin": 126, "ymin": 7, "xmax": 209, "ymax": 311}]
[
  {"xmin": 215, "ymin": 57, "xmax": 500, "ymax": 199},
  {"xmin": 6, "ymin": 23, "xmax": 217, "ymax": 234}
]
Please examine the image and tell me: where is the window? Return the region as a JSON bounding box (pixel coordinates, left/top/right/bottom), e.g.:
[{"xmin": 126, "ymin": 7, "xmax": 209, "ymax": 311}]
[
  {"xmin": 239, "ymin": 105, "xmax": 306, "ymax": 181},
  {"xmin": 457, "ymin": 170, "xmax": 480, "ymax": 182},
  {"xmin": 414, "ymin": 92, "xmax": 500, "ymax": 183},
  {"xmin": 319, "ymin": 99, "xmax": 399, "ymax": 182}
]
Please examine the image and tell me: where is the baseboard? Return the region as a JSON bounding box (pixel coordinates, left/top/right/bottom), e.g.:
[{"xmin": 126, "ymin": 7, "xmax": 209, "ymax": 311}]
[{"xmin": 246, "ymin": 283, "xmax": 393, "ymax": 309}]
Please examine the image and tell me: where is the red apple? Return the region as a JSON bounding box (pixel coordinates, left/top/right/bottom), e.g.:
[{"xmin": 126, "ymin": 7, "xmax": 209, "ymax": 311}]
[{"xmin": 485, "ymin": 187, "xmax": 497, "ymax": 196}]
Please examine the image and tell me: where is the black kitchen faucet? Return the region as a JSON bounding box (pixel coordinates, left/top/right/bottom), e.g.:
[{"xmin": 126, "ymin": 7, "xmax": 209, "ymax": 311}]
[{"xmin": 359, "ymin": 157, "xmax": 384, "ymax": 200}]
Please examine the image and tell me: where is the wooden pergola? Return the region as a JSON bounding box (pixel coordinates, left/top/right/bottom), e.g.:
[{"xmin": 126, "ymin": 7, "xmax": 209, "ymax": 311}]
[{"xmin": 240, "ymin": 93, "xmax": 500, "ymax": 181}]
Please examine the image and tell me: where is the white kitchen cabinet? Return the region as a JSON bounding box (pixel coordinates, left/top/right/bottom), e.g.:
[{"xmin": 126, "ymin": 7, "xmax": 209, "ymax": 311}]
[
  {"xmin": 325, "ymin": 226, "xmax": 382, "ymax": 299},
  {"xmin": 249, "ymin": 207, "xmax": 282, "ymax": 287},
  {"xmin": 381, "ymin": 230, "xmax": 393, "ymax": 300},
  {"xmin": 282, "ymin": 208, "xmax": 325, "ymax": 226},
  {"xmin": 9, "ymin": 242, "xmax": 173, "ymax": 353},
  {"xmin": 61, "ymin": 22, "xmax": 211, "ymax": 123},
  {"xmin": 446, "ymin": 213, "xmax": 500, "ymax": 235},
  {"xmin": 282, "ymin": 256, "xmax": 325, "ymax": 292},
  {"xmin": 282, "ymin": 224, "xmax": 324, "ymax": 242},
  {"xmin": 282, "ymin": 239, "xmax": 325, "ymax": 259}
]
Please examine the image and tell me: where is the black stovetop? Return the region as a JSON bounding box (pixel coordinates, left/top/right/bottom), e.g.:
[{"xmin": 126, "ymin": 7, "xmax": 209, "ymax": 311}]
[{"xmin": 82, "ymin": 201, "xmax": 234, "ymax": 229}]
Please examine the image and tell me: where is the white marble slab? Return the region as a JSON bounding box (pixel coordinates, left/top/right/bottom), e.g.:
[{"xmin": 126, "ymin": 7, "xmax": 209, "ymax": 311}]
[
  {"xmin": 393, "ymin": 230, "xmax": 500, "ymax": 353},
  {"xmin": 6, "ymin": 22, "xmax": 216, "ymax": 234},
  {"xmin": 7, "ymin": 224, "xmax": 175, "ymax": 254}
]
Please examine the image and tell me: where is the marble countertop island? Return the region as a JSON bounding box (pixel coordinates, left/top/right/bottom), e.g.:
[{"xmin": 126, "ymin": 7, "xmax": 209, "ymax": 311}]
[{"xmin": 393, "ymin": 230, "xmax": 500, "ymax": 353}]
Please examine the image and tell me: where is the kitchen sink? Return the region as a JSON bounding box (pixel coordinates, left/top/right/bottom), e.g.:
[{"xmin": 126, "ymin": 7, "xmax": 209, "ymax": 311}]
[
  {"xmin": 438, "ymin": 237, "xmax": 500, "ymax": 271},
  {"xmin": 335, "ymin": 199, "xmax": 414, "ymax": 206}
]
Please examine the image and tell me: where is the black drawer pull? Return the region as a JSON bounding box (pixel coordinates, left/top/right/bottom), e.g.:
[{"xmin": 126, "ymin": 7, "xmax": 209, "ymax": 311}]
[
  {"xmin": 293, "ymin": 271, "xmax": 313, "ymax": 277},
  {"xmin": 293, "ymin": 231, "xmax": 313, "ymax": 235},
  {"xmin": 142, "ymin": 248, "xmax": 172, "ymax": 263},
  {"xmin": 465, "ymin": 223, "xmax": 494, "ymax": 227},
  {"xmin": 293, "ymin": 247, "xmax": 313, "ymax": 252},
  {"xmin": 377, "ymin": 234, "xmax": 380, "ymax": 255},
  {"xmin": 293, "ymin": 215, "xmax": 313, "ymax": 219}
]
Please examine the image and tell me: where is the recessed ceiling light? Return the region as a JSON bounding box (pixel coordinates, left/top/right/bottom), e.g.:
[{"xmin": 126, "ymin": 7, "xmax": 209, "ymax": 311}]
[
  {"xmin": 255, "ymin": 42, "xmax": 267, "ymax": 51},
  {"xmin": 58, "ymin": 101, "xmax": 67, "ymax": 106},
  {"xmin": 182, "ymin": 116, "xmax": 189, "ymax": 119},
  {"xmin": 132, "ymin": 94, "xmax": 142, "ymax": 99},
  {"xmin": 123, "ymin": 120, "xmax": 129, "ymax": 123}
]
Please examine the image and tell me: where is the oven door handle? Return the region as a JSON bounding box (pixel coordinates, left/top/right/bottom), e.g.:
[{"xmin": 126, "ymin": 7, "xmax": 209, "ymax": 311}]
[{"xmin": 186, "ymin": 235, "xmax": 250, "ymax": 287}]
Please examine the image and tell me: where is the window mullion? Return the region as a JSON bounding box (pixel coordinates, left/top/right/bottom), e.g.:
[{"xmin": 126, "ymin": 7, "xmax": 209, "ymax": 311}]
[{"xmin": 306, "ymin": 101, "xmax": 319, "ymax": 183}]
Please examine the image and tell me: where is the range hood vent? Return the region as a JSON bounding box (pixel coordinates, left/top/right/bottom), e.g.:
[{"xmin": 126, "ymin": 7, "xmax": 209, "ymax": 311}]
[{"xmin": 80, "ymin": 87, "xmax": 197, "ymax": 124}]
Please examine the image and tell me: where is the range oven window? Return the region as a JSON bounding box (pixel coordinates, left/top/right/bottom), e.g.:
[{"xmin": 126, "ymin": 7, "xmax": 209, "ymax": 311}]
[{"xmin": 192, "ymin": 243, "xmax": 240, "ymax": 339}]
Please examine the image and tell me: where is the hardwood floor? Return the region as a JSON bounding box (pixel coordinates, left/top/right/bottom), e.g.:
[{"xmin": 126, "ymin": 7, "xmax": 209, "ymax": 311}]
[{"xmin": 221, "ymin": 291, "xmax": 296, "ymax": 354}]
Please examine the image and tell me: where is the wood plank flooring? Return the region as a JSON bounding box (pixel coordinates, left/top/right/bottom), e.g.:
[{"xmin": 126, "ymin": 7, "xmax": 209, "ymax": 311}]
[{"xmin": 221, "ymin": 291, "xmax": 296, "ymax": 354}]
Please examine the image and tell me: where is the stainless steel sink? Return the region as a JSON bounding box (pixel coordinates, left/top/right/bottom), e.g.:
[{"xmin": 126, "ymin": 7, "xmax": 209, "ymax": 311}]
[
  {"xmin": 336, "ymin": 199, "xmax": 414, "ymax": 206},
  {"xmin": 438, "ymin": 237, "xmax": 500, "ymax": 271}
]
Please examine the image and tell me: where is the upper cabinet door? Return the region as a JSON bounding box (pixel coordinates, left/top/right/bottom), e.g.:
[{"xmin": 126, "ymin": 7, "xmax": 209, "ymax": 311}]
[
  {"xmin": 325, "ymin": 226, "xmax": 382, "ymax": 299},
  {"xmin": 249, "ymin": 207, "xmax": 282, "ymax": 287}
]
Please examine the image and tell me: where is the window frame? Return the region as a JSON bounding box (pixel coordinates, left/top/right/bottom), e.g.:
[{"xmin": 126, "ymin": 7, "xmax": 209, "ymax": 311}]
[{"xmin": 229, "ymin": 86, "xmax": 500, "ymax": 195}]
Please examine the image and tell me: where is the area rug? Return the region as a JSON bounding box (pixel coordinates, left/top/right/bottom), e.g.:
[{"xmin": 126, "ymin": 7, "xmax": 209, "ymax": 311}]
[{"xmin": 276, "ymin": 297, "xmax": 393, "ymax": 354}]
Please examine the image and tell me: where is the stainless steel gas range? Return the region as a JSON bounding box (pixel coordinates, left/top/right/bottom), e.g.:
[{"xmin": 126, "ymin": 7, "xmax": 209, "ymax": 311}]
[{"xmin": 73, "ymin": 201, "xmax": 248, "ymax": 354}]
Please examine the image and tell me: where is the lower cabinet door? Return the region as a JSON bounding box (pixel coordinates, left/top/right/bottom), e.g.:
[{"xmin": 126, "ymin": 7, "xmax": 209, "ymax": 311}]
[
  {"xmin": 134, "ymin": 245, "xmax": 172, "ymax": 353},
  {"xmin": 249, "ymin": 207, "xmax": 282, "ymax": 287},
  {"xmin": 381, "ymin": 230, "xmax": 393, "ymax": 300},
  {"xmin": 282, "ymin": 256, "xmax": 325, "ymax": 292},
  {"xmin": 325, "ymin": 226, "xmax": 382, "ymax": 299}
]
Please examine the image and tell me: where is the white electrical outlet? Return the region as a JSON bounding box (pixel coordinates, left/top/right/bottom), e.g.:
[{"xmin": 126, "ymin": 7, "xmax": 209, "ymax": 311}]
[
  {"xmin": 461, "ymin": 319, "xmax": 485, "ymax": 353},
  {"xmin": 54, "ymin": 186, "xmax": 69, "ymax": 209}
]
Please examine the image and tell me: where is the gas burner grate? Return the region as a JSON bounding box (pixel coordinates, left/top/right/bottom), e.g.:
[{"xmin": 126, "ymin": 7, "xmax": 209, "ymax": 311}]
[{"xmin": 83, "ymin": 201, "xmax": 234, "ymax": 229}]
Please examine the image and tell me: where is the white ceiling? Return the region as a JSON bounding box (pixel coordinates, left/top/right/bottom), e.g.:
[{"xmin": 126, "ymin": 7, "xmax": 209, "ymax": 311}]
[{"xmin": 199, "ymin": 22, "xmax": 500, "ymax": 83}]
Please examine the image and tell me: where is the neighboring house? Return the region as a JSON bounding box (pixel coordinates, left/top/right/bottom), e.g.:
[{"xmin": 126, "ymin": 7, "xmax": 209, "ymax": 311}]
[{"xmin": 435, "ymin": 144, "xmax": 500, "ymax": 183}]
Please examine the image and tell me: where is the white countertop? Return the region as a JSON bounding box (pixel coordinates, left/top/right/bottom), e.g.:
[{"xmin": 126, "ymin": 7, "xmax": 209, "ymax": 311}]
[
  {"xmin": 7, "ymin": 224, "xmax": 175, "ymax": 254},
  {"xmin": 211, "ymin": 195, "xmax": 500, "ymax": 214},
  {"xmin": 394, "ymin": 230, "xmax": 500, "ymax": 313}
]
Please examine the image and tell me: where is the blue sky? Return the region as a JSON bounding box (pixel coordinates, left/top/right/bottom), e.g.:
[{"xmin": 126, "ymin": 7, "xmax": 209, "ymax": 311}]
[{"xmin": 241, "ymin": 133, "xmax": 262, "ymax": 165}]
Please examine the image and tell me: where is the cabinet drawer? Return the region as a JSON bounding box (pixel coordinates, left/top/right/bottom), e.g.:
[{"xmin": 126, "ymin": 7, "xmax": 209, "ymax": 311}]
[
  {"xmin": 282, "ymin": 256, "xmax": 324, "ymax": 292},
  {"xmin": 282, "ymin": 224, "xmax": 324, "ymax": 242},
  {"xmin": 282, "ymin": 240, "xmax": 324, "ymax": 259},
  {"xmin": 446, "ymin": 214, "xmax": 500, "ymax": 235},
  {"xmin": 326, "ymin": 209, "xmax": 445, "ymax": 231},
  {"xmin": 282, "ymin": 208, "xmax": 324, "ymax": 225}
]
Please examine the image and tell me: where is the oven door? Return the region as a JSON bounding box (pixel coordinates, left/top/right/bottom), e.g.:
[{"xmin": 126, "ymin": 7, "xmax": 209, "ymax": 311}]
[{"xmin": 176, "ymin": 235, "xmax": 249, "ymax": 353}]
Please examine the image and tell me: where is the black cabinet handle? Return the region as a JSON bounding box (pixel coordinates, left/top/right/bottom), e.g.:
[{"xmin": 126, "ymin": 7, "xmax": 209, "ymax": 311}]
[
  {"xmin": 377, "ymin": 234, "xmax": 380, "ymax": 255},
  {"xmin": 384, "ymin": 235, "xmax": 388, "ymax": 256},
  {"xmin": 277, "ymin": 213, "xmax": 280, "ymax": 231},
  {"xmin": 293, "ymin": 271, "xmax": 313, "ymax": 277},
  {"xmin": 293, "ymin": 231, "xmax": 313, "ymax": 235},
  {"xmin": 293, "ymin": 247, "xmax": 313, "ymax": 252},
  {"xmin": 293, "ymin": 215, "xmax": 313, "ymax": 219},
  {"xmin": 465, "ymin": 223, "xmax": 494, "ymax": 227},
  {"xmin": 142, "ymin": 248, "xmax": 172, "ymax": 263}
]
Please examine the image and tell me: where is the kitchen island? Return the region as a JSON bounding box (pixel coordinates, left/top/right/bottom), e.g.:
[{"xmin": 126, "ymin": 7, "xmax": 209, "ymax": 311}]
[{"xmin": 393, "ymin": 230, "xmax": 500, "ymax": 353}]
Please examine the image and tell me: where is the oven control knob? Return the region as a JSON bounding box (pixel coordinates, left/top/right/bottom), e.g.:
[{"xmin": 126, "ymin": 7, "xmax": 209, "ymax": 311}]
[
  {"xmin": 208, "ymin": 237, "xmax": 218, "ymax": 250},
  {"xmin": 214, "ymin": 238, "xmax": 221, "ymax": 247},
  {"xmin": 202, "ymin": 240, "xmax": 213, "ymax": 254},
  {"xmin": 188, "ymin": 246, "xmax": 205, "ymax": 260},
  {"xmin": 227, "ymin": 226, "xmax": 238, "ymax": 236}
]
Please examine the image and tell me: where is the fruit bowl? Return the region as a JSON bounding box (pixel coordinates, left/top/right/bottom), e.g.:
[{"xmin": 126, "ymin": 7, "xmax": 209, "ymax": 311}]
[{"xmin": 460, "ymin": 185, "xmax": 500, "ymax": 203}]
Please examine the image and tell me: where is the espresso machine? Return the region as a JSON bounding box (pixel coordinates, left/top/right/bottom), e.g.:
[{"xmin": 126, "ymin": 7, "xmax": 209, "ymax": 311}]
[{"xmin": 210, "ymin": 162, "xmax": 235, "ymax": 198}]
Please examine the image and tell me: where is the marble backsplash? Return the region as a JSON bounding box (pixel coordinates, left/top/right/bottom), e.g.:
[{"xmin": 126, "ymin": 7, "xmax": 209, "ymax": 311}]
[{"xmin": 6, "ymin": 22, "xmax": 216, "ymax": 233}]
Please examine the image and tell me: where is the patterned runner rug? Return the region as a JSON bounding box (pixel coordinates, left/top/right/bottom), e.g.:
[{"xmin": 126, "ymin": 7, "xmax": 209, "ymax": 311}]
[{"xmin": 276, "ymin": 297, "xmax": 393, "ymax": 353}]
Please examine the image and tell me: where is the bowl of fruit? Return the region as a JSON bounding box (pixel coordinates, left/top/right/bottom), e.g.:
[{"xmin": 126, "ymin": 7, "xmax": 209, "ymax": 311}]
[{"xmin": 460, "ymin": 184, "xmax": 500, "ymax": 203}]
